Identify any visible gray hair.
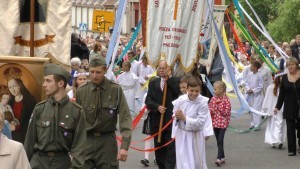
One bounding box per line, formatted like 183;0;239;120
70;57;81;66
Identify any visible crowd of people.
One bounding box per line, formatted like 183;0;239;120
228;35;300;157
0;32;300;169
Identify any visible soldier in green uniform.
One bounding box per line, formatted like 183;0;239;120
76;56;132;169
24;64;86;169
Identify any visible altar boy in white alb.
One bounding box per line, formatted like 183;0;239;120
245;61;264;130
117;61;138;116
172;77;210;169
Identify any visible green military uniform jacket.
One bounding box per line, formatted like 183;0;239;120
76;78;132;150
24;95;86;169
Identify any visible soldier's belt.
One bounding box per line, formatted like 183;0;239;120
38;151;68;157
87;131;114;137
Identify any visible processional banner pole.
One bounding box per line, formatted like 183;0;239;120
30;0;35;57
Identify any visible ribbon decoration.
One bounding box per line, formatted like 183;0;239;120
225;10;250;60
205;76;215;96
206;74;237;99
229;11;279;73
228;116;269;133
117;136;175;152
114;20;142;67
106;0;127;65
207;0;269;116
139;71;157;92
232;2;279;71
222;26;244;70
233;0;257;42
131;106;147;130
117;117;174;146
238;1;289;60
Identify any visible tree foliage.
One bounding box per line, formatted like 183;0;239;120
226;0;299;42
267;0;300;42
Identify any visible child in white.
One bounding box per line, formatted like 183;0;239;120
179;75;214;139
172;77;210;169
245;61;264;129
262;77;286;148
136;57;153;112
117;61;138;116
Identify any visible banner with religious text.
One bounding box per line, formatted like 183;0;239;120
146;0;206;71
0;0;72;65
199;5;227;73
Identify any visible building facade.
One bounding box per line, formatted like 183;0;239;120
72;0;140;38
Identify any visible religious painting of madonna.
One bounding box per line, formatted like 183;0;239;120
0;56;49;143
20;0;49;22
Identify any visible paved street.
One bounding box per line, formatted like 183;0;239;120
119;98;300;169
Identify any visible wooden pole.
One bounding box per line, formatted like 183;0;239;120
157;76;168;143
30;0;35;57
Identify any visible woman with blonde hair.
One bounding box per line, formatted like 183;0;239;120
275;57;300;156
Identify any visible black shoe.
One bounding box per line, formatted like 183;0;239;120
288;152;296;156
271;145;276;149
249;126;254;130
153;159;156;165
141;159;149;167
278;143;283;149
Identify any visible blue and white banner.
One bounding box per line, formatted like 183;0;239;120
115;20;142;66
106;0;127;65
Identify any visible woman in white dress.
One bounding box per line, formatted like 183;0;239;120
263;77;286;148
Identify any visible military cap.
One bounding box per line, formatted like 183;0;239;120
89;55;107;67
44;63;71;81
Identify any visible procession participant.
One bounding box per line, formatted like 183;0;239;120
263;77;286;149
24;64;86;169
145;60;180;169
245;61;264;130
172;77;209;169
117;61;139;116
209;81;231;166
76;57;132;168
275;57;300;156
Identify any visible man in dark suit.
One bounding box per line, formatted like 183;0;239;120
71;33;90;60
145;60;180;169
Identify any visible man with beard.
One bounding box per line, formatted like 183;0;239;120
24;64;86;169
